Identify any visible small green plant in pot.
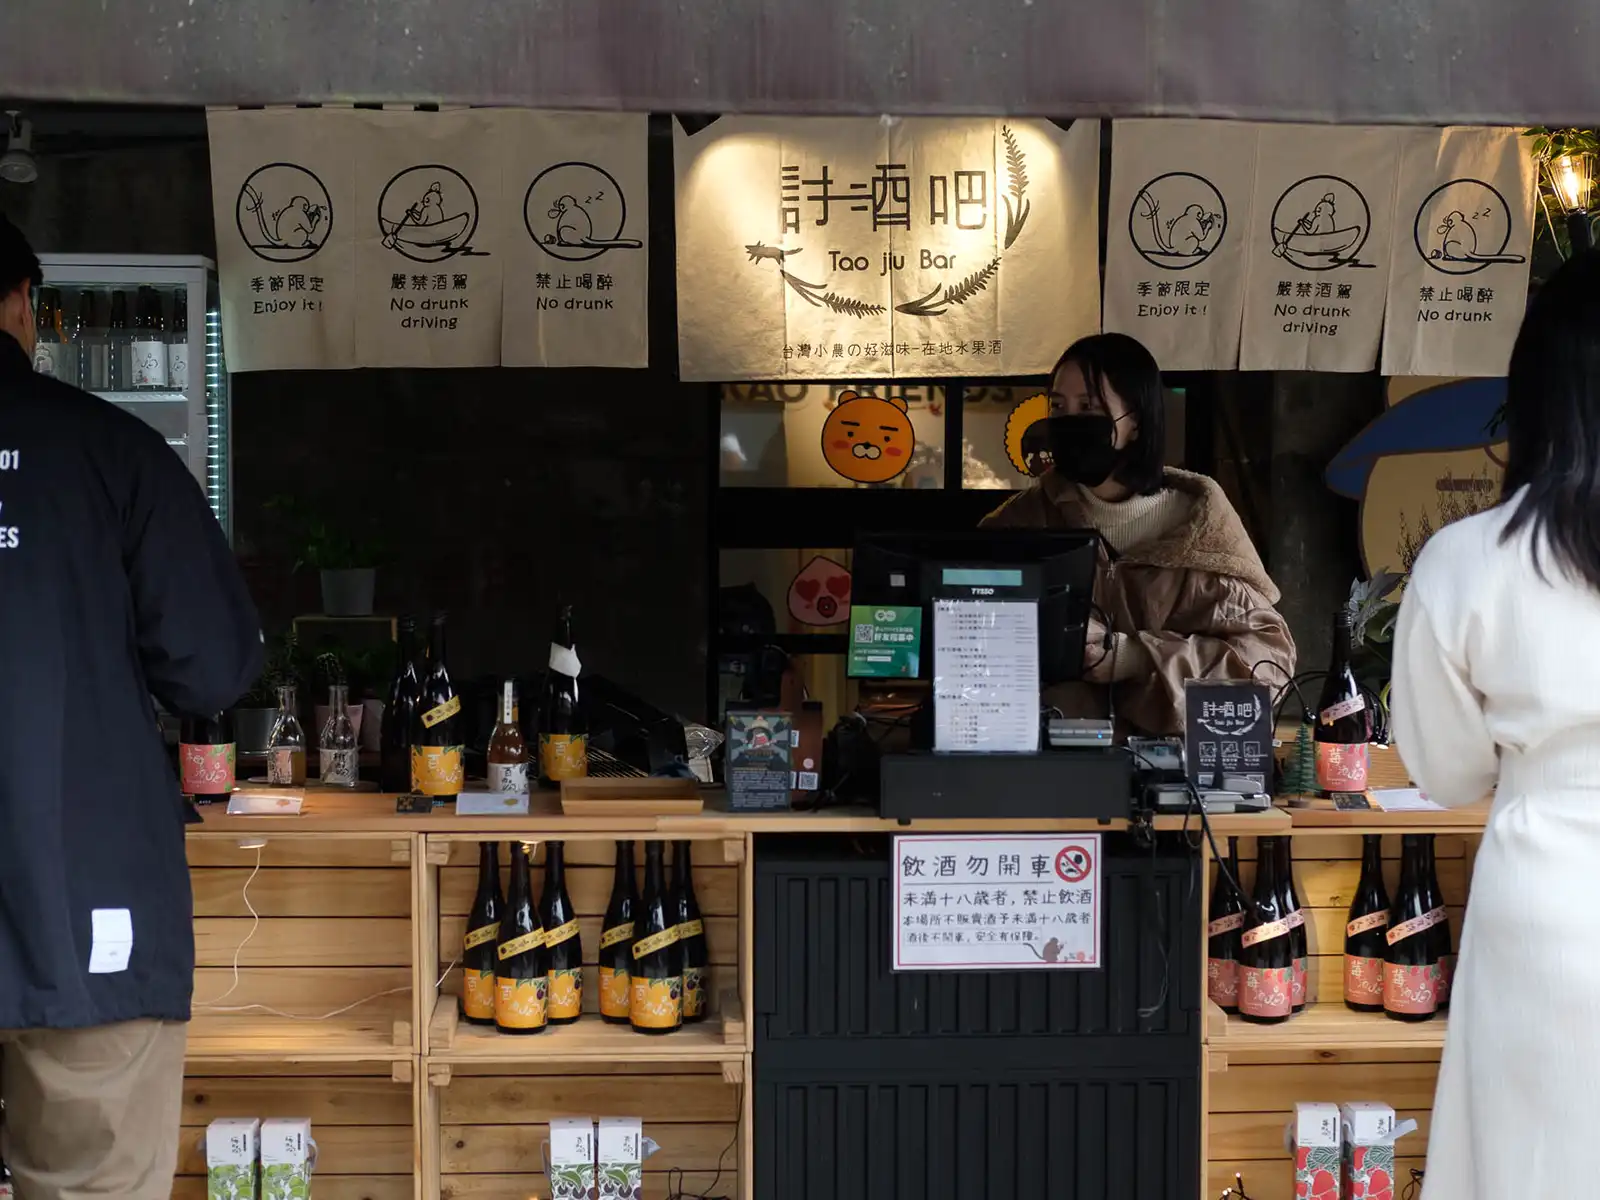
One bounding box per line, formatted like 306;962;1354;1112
299;518;381;617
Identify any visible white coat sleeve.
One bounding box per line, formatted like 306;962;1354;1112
1391;588;1498;808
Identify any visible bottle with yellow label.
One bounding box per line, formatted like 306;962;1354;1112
539;606;589;788
599;840;639;1024
672;840;710;1023
460;841;503;1026
630;840;682;1035
540;841;583;1024
411;612;464;804
495;840;548;1035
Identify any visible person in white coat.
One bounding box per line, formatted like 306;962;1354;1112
1393;249;1600;1199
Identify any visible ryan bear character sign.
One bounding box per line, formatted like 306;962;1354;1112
820;390;915;484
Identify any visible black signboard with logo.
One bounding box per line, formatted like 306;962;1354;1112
1183;680;1272;793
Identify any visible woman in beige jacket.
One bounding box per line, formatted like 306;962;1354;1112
983;333;1296;736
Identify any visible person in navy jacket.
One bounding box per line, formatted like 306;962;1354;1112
0;215;262;1200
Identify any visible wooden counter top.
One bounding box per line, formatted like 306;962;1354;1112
185;787;1296;838
1283;798;1491;833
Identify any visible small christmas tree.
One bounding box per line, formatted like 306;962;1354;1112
1284;720;1320;796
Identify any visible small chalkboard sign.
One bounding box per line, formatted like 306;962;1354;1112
395;792;433;815
1183;680;1272;793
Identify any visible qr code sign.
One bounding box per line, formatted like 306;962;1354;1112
854;622;876;643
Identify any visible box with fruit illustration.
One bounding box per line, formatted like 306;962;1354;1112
1341;1102;1417;1200
1287;1101;1340;1200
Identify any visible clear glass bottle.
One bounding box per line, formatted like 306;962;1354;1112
319;683;359;787
486;679;530;794
266;684;307;786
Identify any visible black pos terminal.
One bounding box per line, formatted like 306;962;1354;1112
850;529;1135;820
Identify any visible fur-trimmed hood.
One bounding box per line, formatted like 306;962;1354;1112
985;467;1280;603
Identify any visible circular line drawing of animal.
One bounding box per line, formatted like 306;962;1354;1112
820;391;916;485
1128;172;1227;270
235;163;333;264
376;165;479;263
1269;174;1373;270
524;161;642;262
1412;178;1528;276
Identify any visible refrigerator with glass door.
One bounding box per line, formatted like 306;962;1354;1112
36;254;230;539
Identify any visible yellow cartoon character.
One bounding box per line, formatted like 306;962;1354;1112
1003;392;1053;478
820;391;915;484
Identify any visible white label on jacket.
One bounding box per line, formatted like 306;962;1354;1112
88;908;133;974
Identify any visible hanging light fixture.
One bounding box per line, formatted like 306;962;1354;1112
1547;149;1597;252
0;111;36;185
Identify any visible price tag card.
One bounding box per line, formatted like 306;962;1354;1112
226;789;305;816
394;793;434;815
455;792;532;816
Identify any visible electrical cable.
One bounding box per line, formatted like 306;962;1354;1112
192;843;412;1021
1250;659;1314;722
664;1083;740;1200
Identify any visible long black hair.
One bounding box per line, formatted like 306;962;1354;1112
1500;249;1600;587
1053;332;1167;495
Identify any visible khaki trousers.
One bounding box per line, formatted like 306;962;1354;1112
0;1020;185;1200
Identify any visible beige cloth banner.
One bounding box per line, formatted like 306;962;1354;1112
1239;125;1404;372
207;107;359;371
500;111;649;368
352;109;509;369
674;116;1099;381
1103;119;1257;371
1380;127;1536;378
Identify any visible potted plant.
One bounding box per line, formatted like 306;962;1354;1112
234;630;307;754
347;642;399;751
300;518;381;617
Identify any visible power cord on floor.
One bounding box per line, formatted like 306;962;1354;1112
664;1082;740;1200
192;843;414;1021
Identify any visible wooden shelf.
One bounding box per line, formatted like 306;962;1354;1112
1206;1000;1447;1061
1284;801;1490;834
426;996;745;1065
188;787;1296;837
184;1011;414;1063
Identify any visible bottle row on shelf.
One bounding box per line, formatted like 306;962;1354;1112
1208;834;1453;1024
33;284;190;392
463;838;711;1037
176;607;588;797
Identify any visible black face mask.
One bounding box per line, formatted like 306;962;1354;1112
1026;413;1120;486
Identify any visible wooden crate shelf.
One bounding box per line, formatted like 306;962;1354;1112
1207;1001;1447;1064
427;996;746;1066
184;1011;415;1064
1200;806;1480;1198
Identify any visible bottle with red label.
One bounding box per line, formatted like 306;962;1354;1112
1238;837;1295;1024
1276;837;1309;1011
1383;834;1440;1022
1315;608;1371;797
1422;835;1454;1011
179;711;236;800
1343;834;1390;1012
1206;836;1246;1013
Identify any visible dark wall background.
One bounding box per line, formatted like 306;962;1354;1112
0;122;712;720
0;110;1373;715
